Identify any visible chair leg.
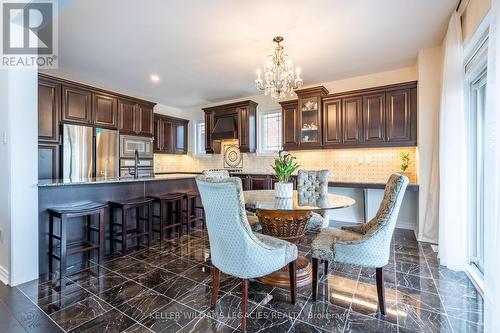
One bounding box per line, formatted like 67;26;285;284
241;279;248;332
376;267;386;315
324;260;329;276
312;257;319;301
288;260;296;305
211;266;221;310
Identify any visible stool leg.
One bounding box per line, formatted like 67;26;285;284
87;215;91;266
49;214;54;277
98;208;105;266
178;200;183;237
187;198;192;235
122;208;127;256
110;206;115;255
148;203;152;248
159;201;165;244
136;206;140;250
60;216;67;282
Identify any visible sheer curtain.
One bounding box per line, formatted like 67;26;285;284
437;12;468;270
484;0;500;331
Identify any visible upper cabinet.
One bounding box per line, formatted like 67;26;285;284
118;99;154;137
92;92;118;128
202;100;257;154
38;77;61;143
281;81;417;150
153;114;188;154
62;84;92;125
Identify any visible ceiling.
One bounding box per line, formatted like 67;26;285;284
52;0;455;108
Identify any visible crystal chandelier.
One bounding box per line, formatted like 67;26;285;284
255;36;303;101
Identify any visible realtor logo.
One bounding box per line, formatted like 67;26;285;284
1;0;58;68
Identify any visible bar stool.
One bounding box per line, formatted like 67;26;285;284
182;190;205;233
109;197;154;256
150;193;185;243
48;202;107;282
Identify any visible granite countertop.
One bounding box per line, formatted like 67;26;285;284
38;173;199;187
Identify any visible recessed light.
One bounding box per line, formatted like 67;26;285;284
150;74;160;83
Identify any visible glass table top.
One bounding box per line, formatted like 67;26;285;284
244;190;356;211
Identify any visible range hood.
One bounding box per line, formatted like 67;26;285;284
211;116;237;140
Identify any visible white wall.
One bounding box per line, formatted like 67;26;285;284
0;71;10;284
0;69;39;285
416;46;443;243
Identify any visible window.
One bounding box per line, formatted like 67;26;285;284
258;109;282;155
465;35;488;275
195;120;206;155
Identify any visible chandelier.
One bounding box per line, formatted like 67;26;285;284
255;36;303;101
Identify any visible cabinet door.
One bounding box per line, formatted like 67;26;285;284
282;103;298;149
38;79;60;143
363;93;385;144
385;89;412;143
62;85;92;124
118;99;137;134
153;118;162;151
298;96;322;147
161;120;174;153
138;103;154;136
174;122;188;154
323;99;342;146
38;144;59;180
250;175;269;190
92;93;117;128
342;97;363;145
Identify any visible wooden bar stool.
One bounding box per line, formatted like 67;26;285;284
150;193;184;243
109;197;154;256
182;191;205;233
48;202;107;282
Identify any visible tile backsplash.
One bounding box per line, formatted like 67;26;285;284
154;146;417;183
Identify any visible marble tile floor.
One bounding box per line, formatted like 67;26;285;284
5;227;483;333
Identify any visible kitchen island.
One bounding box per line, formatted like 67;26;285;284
38;173;199;274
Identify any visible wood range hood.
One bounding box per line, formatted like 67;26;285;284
203;100;258;154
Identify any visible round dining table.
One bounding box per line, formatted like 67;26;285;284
244;190;356;288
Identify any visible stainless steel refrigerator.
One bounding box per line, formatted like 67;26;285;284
62;124;119;180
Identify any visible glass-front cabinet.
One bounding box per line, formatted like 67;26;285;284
296;86;329;148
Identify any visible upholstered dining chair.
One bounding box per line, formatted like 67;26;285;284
297;169;331;231
310;173;408;315
201;170;262;232
195;175;298;332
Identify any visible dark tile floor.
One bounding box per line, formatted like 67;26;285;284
5;227;484;333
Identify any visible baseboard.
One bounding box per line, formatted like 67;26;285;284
0;265;9;285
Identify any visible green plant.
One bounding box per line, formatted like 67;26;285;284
400;152;410;172
272;151;299;183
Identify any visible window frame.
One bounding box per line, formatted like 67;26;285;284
257;108;282;156
194;119;207;156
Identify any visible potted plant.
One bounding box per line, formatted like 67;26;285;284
272;151;299;198
399;152;411;178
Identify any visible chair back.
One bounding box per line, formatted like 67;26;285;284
297;170;330;199
195;175;260;276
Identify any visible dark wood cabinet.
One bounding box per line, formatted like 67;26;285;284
385;88;416;145
92;93;117;128
62;85;92;124
138;103;154;136
296;86;329;149
203;101;257;154
363;93;385;144
342;96;363;145
322;98;342;147
118;100;154;137
38;144;59;180
280;100;299;149
250;175;269;190
38;78;61;143
281;81;417;150
154;114;189;154
235;174;297;191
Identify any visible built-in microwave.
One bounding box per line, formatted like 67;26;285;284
120;135;153;159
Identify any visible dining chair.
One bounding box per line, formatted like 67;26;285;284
201;170;262;232
297;169;331;231
310;173;408;315
196;175;298;332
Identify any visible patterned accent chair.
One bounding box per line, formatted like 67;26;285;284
195;175;298;332
202;170;262;232
310;174;408;315
297;170;331;231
